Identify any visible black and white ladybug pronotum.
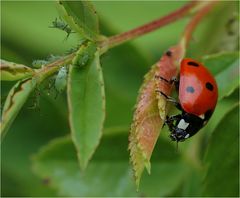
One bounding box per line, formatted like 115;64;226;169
158;58;218;142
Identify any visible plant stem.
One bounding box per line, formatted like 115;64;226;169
36;53;75;83
180;1;218;48
101;1;199;49
34;1;216;79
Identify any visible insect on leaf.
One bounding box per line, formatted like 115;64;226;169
57;0;99;41
129;44;185;189
1;59;35;81
72;41;97;67
32;59;48;69
55;66;68;93
67;49;105;170
0;77;37;139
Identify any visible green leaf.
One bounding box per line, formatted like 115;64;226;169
179;169;202;196
32;134;187;196
67;50;105;169
202;51;238;75
202;51;239;99
203;103;239;196
0;78;37;138
57;0;99;41
1;59;35;81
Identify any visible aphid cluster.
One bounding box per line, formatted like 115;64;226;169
32;55;62;69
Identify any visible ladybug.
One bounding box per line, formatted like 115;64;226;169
156;57;218;142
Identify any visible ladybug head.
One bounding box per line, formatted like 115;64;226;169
170;128;189;142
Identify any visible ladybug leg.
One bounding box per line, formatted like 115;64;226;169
155;75;170;83
164;114;182;131
166;114;182;123
172;77;179;91
155;90;182;110
164;115;175;131
155;75;179;89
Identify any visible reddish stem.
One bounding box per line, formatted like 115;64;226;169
181;1;218;48
102;1;199;49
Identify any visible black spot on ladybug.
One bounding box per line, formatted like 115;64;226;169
187;61;199;67
205;109;213;120
186;86;195;93
166;50;172;57
206;82;214;91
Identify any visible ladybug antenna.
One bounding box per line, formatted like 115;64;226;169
175;141;179;153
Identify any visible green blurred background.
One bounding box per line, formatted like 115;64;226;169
1;1;239;197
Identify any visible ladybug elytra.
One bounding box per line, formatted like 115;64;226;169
156;58;218;142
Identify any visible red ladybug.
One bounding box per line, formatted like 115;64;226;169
157;57;218;142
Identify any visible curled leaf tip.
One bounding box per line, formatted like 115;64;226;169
1;59;35;81
1;78;37;139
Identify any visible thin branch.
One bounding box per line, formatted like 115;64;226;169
100;1;199;49
18;1;217;82
35;53;75;83
180;1;218;48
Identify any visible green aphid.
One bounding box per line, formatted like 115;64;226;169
47;54;62;62
55;66;68;93
72;41;97;67
50;18;74;39
32;60;48;68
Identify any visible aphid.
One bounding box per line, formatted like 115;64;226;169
32;60;48;68
156;58;218;142
47;54;62;63
54;66;68;95
49;18;74;39
72;41;97;67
